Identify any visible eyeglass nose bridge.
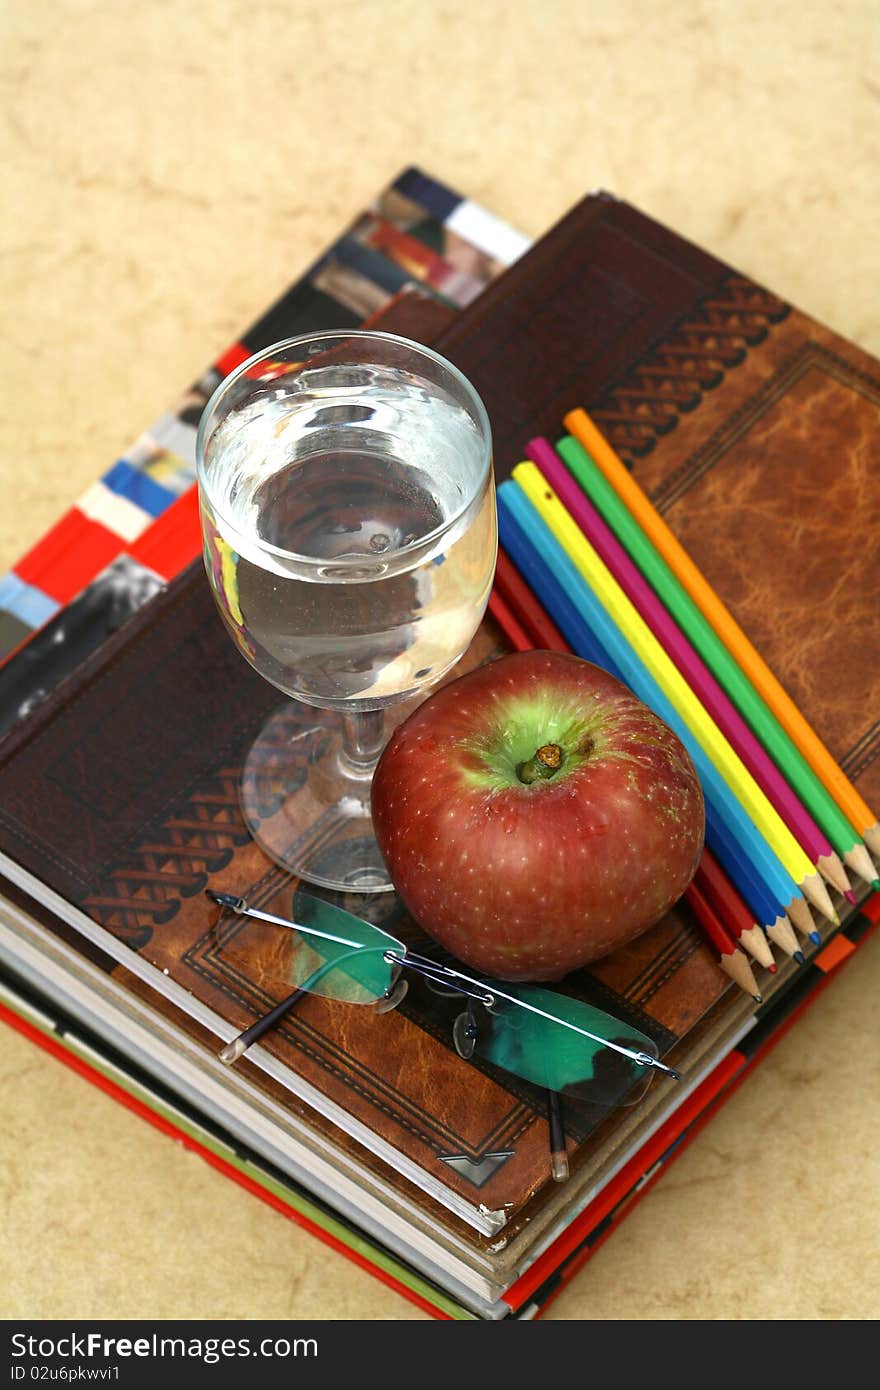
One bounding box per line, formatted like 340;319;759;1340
382;949;496;1008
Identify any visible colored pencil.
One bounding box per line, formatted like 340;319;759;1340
528;435;849;904
685;879;763;1002
691;813;803;963
781;892;818;942
497;484;801;932
694;847;776;972
510;465;823;925
487;587;533;654
497;496;776;934
494;548;570;653
557;417;879;885
703;797;788;929
763;915;807;966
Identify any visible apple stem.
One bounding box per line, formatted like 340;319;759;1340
517;742;564;785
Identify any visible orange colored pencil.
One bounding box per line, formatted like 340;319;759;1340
564;405;880;863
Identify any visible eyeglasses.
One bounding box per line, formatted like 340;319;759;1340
208;889;680;1122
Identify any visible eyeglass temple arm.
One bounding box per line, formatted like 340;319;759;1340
207;889;367;951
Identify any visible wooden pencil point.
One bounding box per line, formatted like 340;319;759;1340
737;924;776;971
765;914;801;959
799;871;838;923
844;842;880;887
863;824;880;859
719;946;762;1001
816;852;852;896
787;895;817;937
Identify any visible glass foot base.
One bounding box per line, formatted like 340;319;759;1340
240;704;398;893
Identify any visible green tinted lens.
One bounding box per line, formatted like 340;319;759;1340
470;983;659;1107
225;894;402;1004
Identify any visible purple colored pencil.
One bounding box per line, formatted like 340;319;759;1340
527;436;845;889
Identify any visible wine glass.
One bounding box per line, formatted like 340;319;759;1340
196;330;496;894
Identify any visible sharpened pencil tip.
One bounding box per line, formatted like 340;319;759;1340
845;891;857;904
768;964;777;973
752;993;763;1003
808;931;822;945
794;950;806;965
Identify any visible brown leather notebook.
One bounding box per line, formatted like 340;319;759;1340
0;189;873;1268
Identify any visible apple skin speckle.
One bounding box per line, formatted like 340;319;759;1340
371;650;705;982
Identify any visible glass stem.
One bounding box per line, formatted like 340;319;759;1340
339;709;386;780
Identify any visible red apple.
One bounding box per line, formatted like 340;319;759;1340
371;650;704;981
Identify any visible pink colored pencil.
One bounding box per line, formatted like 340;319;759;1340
527;435;848;895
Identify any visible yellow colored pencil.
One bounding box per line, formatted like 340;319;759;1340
514;461;835;921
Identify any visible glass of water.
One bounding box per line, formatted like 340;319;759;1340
196;330;495;893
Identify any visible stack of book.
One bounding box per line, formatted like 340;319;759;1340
0;170;877;1320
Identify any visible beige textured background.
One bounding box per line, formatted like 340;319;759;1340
2;0;879;1322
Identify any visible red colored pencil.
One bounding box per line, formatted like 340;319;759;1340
695;846;776;972
686;879;763;1002
487;587;534;654
494;548;571;653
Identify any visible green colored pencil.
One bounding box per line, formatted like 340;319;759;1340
554;433;869;868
